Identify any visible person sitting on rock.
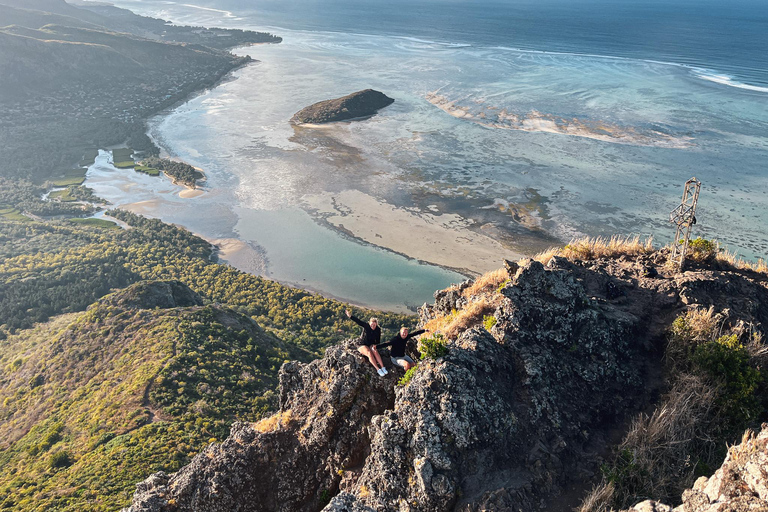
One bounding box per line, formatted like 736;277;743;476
377;326;428;371
345;309;388;376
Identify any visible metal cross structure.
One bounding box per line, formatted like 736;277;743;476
669;177;702;269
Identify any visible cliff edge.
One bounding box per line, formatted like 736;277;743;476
122;248;768;512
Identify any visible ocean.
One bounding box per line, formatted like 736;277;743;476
86;0;768;311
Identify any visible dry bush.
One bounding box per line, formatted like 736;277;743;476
253;409;293;433
424;296;501;340
666;307;723;372
578;481;616;512
601;374;718;509
532;236;654;264
462;268;508;297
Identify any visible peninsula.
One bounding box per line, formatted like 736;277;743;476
291;89;395;124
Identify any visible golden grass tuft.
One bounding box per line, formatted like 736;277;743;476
727;428;766;465
462;268;508;297
533;235;654;264
577;481;616;512
424;296;501;340
716;248;768;274
253;410;293;433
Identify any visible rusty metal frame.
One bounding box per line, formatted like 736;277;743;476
669;177;701;269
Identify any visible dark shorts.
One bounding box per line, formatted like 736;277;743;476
357;340;375;348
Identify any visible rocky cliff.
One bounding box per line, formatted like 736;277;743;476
625;425;768;512
122;250;768;512
291;89;395;125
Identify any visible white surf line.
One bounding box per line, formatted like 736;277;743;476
180;3;236;18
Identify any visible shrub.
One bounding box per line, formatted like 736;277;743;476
419;334;448;360
692;334;764;428
483;314;497;331
49;451;72;469
686;237;718;263
398;367;418;387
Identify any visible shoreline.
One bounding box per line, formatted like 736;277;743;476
303;190;523;277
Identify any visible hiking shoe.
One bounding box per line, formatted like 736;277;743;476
377;368;385;376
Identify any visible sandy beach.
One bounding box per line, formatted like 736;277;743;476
179;189;205;198
304;189;522;276
209;237;267;275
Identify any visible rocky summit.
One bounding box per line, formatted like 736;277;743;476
290;89;395;124
123;250;768;512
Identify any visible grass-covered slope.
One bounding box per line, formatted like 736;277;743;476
0;281;309;511
0;201;411;511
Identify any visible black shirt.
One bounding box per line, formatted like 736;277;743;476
349;315;381;346
377;329;426;358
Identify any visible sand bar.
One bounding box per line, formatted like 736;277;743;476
304;190;522;275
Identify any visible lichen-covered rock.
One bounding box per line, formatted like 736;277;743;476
123;340;395;512
624;425;768;512
123;255;768;512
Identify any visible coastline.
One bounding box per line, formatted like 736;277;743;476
303;189;522;276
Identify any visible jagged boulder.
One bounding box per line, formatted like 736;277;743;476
123;255;768;512
122;340;396;512
625;425;768;512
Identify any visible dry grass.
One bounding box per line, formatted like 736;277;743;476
727;428;766;466
253;409;293;433
462;268;508;297
577;481;616;512
666;307;724;371
533;235;654;264
588;374;718;510
423;296;501;340
716;248;768;274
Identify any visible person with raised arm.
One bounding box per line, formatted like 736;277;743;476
377;326;428;371
345;309;388;376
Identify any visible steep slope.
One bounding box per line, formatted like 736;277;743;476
0;4;103;30
624;425;768;512
123;250;768;512
0;280;308;511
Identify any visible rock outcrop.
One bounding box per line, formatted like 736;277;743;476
123;253;768;512
625;425;768;512
291;89;394;124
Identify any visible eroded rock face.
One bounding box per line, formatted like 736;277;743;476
123;256;768;512
625;425;768;512
291;89;394;124
122;340;396;512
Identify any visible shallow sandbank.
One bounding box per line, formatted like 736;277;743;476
304;190;523;276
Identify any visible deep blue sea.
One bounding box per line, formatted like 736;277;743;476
136;0;768;89
89;0;768;311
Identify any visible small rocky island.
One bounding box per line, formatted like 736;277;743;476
291;89;394;124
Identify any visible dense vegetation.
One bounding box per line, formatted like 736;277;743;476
0;202;411;510
142;157;205;188
0;0;278;182
591;308;768;510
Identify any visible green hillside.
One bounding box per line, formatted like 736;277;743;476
0;200;411;510
0;0;277;180
0;286;307;511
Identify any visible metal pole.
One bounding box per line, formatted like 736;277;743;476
669;177;701;270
